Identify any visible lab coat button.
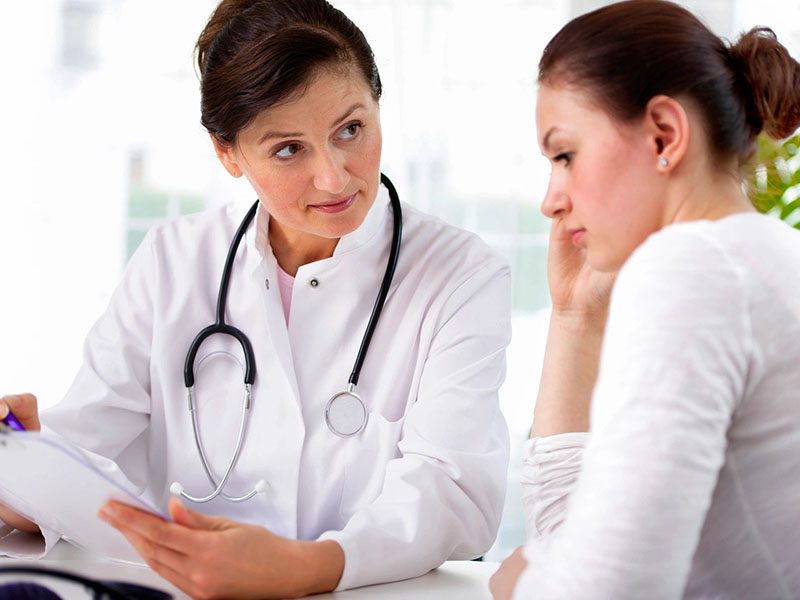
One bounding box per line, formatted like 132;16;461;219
309;278;319;287
265;278;270;290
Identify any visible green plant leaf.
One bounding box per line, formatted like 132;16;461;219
779;198;800;221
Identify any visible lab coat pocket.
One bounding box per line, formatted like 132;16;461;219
339;411;404;521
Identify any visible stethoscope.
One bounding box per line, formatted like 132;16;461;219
0;565;172;599
170;173;402;503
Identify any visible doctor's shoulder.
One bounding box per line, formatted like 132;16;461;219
126;203;244;277
100;203;247;326
399;202;511;289
395;203;512;340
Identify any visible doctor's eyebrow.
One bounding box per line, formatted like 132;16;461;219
331;103;366;128
257;103;366;145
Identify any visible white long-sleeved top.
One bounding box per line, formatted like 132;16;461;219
0;185;512;591
515;213;800;599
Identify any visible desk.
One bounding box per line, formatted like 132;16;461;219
0;541;497;599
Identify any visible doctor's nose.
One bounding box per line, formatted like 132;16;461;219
313;149;350;194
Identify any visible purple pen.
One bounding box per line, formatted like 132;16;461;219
1;410;26;432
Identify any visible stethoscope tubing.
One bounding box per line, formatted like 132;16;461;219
183;200;259;389
177;173;402;503
186;384;258;503
0;566;152;600
348;173;403;387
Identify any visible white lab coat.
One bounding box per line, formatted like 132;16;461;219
3;185;511;590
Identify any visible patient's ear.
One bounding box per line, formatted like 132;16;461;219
644;95;690;172
210;134;244;178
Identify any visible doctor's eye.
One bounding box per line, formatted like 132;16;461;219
274;142;303;159
336;121;362;140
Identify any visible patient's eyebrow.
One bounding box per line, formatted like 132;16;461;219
541;126;563;153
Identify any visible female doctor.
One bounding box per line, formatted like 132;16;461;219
0;0;511;597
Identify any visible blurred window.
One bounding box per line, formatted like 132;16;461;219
5;0;798;563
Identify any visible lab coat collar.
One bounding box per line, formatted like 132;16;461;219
238;182;392;268
333;184;391;256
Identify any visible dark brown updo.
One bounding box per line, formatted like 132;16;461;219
538;0;800;164
196;0;382;145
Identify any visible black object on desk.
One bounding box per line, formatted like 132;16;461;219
0;566;172;599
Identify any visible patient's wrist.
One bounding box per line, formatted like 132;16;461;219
551;307;607;336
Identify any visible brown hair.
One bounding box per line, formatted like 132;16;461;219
196;0;382;145
538;0;800;163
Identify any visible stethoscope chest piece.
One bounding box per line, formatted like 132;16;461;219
325;386;368;438
179;173;401;502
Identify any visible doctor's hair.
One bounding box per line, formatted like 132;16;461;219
538;0;800;165
196;0;382;146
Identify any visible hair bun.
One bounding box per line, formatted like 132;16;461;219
729;27;800;140
196;0;260;78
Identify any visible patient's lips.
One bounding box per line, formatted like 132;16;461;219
568;227;586;246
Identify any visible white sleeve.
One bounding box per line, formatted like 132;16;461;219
514;229;749;600
319;262;512;591
0;230;158;558
39;230;158;491
521;433;589;539
0;521;61;559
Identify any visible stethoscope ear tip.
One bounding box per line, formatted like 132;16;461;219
169;481;184;496
255;479;269;493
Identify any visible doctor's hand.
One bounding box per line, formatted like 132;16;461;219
0;393;41;432
0;394;42;533
98;497;345;600
488;546;528;600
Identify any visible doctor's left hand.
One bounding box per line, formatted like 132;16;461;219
98;497;344;599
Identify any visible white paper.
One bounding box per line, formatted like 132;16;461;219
0;430;168;563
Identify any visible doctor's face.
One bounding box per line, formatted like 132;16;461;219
214;66;382;245
536;84;664;272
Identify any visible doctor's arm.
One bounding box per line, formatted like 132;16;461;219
99;497;344;599
0;231;158;558
40;229;157;482
0;394;41;533
97;257;512;598
318;261;513;590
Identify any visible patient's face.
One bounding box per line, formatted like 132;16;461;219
536;84;665;272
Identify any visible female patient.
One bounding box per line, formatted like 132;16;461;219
492;1;800;598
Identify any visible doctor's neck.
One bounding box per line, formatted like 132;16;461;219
268;220;339;277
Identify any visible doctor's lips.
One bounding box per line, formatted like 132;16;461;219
308;193;357;214
567;227;586;246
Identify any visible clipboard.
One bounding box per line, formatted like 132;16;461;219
0;428;168;563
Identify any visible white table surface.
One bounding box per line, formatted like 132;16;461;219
0;540;497;599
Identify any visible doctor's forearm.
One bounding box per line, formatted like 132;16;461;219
0;503;41;534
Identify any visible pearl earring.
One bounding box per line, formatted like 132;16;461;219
659;156;670;168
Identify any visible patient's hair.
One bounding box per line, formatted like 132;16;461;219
538;0;800;164
196;0;382;145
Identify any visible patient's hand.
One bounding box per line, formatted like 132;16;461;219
546;218;614;318
489;546;528;600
